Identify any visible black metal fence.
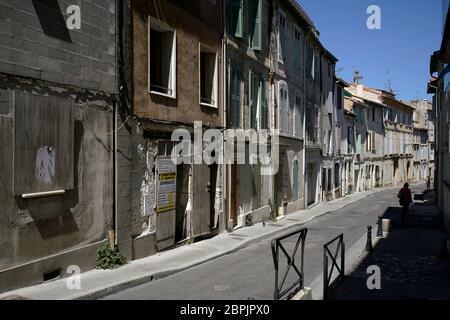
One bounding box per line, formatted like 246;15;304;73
323;234;345;300
271;227;307;300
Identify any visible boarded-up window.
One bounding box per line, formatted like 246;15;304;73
14;92;74;195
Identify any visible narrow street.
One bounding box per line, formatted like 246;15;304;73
1;0;449;310
103;185;426;300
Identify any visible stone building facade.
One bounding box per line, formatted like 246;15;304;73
115;0;225;258
0;0;116;291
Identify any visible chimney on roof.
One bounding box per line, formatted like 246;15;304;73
357;84;364;97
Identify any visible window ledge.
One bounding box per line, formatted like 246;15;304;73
22;190;66;199
200;102;217;108
150;90;176;100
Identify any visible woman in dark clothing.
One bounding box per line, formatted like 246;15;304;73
397;183;412;227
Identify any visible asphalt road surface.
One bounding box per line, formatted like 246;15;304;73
103;184;425;300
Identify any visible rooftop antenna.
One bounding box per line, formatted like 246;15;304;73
385;69;395;94
352;66;363;85
336;67;344;77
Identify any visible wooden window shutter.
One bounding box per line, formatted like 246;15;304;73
230;65;241;128
229;0;243;38
259;79;266;129
251;0;262;50
249;71;254;129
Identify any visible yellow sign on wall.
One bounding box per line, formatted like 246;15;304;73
156;159;176;214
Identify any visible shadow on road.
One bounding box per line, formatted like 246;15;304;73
329;189;450;300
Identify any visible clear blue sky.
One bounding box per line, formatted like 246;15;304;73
299;0;444;100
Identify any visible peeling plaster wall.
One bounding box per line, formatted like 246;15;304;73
0;78;113;291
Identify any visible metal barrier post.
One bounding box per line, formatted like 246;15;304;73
365;225;373;252
376;216;383;237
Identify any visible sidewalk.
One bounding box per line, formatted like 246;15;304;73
0;185;399;300
329;189;450;300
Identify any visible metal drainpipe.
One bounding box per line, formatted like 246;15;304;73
222;0;228;232
302;29;307;209
111;0;120;248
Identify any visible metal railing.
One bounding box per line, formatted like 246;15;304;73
271;227;307;300
323;234;345;300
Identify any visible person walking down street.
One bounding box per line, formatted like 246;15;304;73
398;183;413;227
426;176;431;190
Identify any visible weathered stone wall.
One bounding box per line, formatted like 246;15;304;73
0;77;113;292
0;0;116;93
133;0;223;126
0;0;115;291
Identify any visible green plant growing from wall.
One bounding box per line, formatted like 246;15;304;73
96;244;127;269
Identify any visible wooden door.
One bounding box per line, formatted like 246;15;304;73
293;160;299;201
192;163;211;237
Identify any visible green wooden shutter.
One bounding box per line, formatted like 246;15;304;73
251;0;262;50
259;79;266;129
230;65;241;128
229;0;243;38
229;65;236;128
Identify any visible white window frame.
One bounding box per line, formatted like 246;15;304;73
148;17;177;99
198;42;219;108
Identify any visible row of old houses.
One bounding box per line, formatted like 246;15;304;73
428;1;449;232
0;0;435;292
